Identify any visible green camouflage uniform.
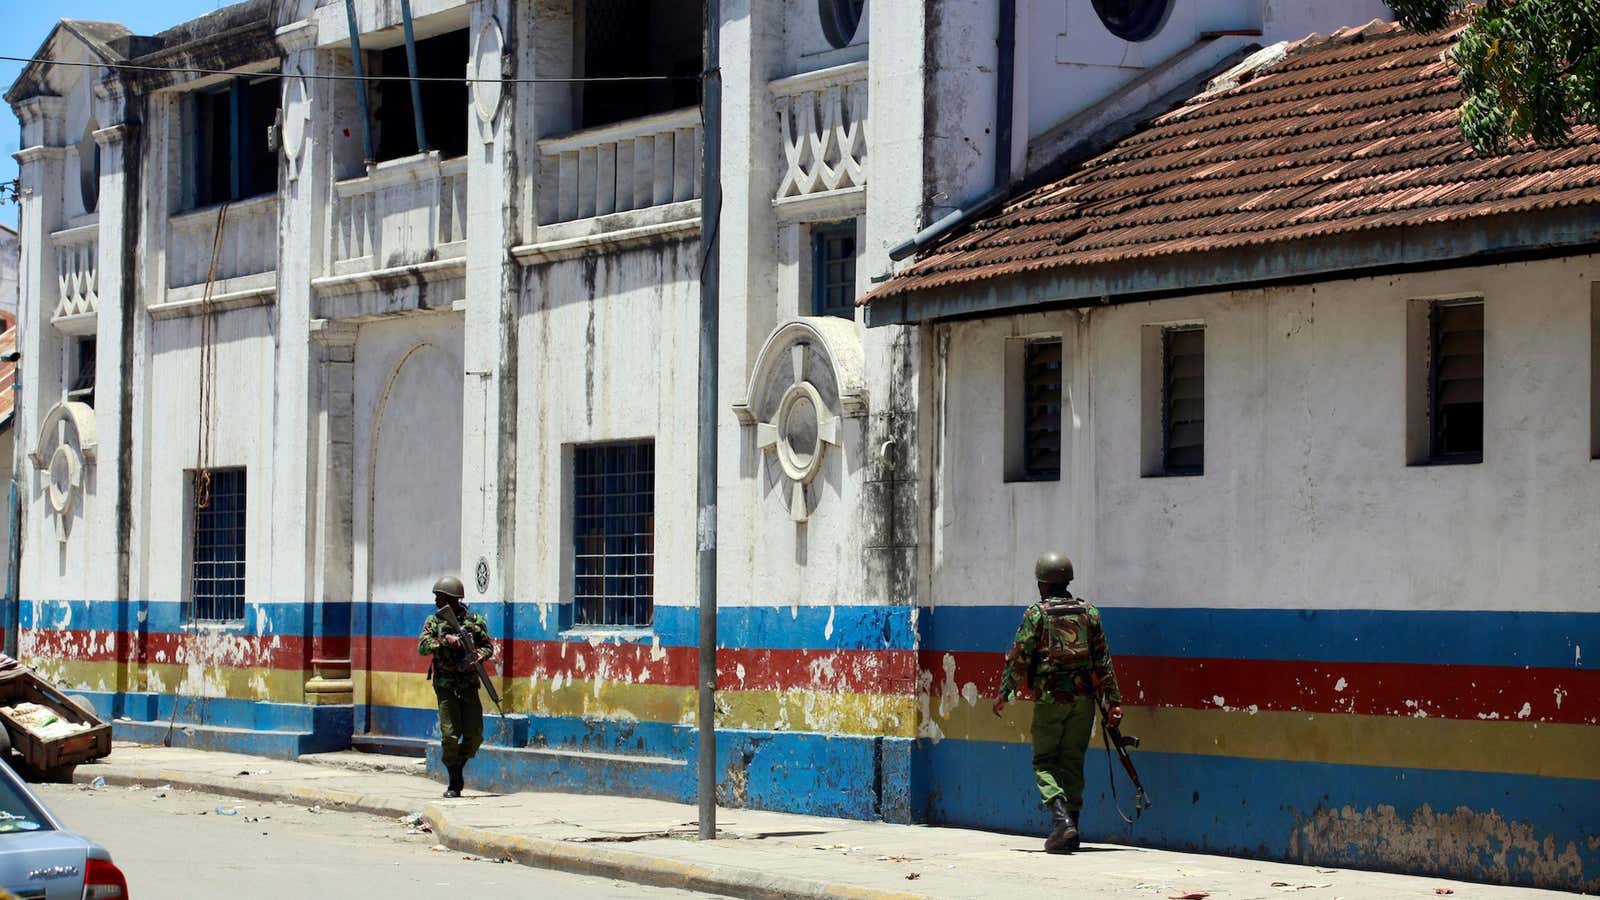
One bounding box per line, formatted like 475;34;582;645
418;607;494;768
997;593;1122;813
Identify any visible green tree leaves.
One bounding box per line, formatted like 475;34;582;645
1390;0;1600;154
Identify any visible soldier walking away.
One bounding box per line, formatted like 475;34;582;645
992;553;1123;854
418;575;495;798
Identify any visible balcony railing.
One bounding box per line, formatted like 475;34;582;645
50;224;99;321
168;195;279;290
331;154;468;276
771;61;868;203
537;107;702;225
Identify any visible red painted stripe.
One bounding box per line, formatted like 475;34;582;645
22;629;307;669
919;651;1600;726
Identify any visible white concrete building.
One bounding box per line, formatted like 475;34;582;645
41;1;1600;891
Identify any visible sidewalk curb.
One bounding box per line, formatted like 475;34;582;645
421;804;928;900
70;766;927;900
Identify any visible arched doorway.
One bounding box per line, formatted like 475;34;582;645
359;329;463;738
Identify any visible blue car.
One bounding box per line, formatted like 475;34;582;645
0;761;128;899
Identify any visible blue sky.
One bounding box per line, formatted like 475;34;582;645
2;1;224;225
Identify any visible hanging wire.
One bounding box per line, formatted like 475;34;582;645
0;54;701;84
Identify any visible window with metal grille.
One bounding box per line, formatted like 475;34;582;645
68;337;95;408
1161;326;1204;475
190;468;246;623
1429;301;1484;462
1022;339;1062;481
812;222;857;319
573;441;655;628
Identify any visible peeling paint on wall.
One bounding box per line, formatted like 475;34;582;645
1288;803;1596;892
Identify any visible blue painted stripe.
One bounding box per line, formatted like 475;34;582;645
919;605;1597;668
94;690;325;732
923;738;1600;891
24;599;916;652
20;598;326;636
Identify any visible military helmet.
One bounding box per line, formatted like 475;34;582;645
1034;553;1074;587
432;575;466;600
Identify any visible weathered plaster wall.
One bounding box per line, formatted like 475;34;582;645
918;254;1600;890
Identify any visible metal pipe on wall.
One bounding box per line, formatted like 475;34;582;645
398;0;431;154
343;0;376;166
696;0;722;842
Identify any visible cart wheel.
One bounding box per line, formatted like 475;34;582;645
65;695;97;718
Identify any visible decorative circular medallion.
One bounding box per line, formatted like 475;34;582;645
774;382;827;484
472;17;506;138
46;443;83;543
475;557;491;594
282;75;310;170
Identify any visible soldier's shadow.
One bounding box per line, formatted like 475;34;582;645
1011;845;1134;854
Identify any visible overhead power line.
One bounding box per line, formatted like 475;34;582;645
0;54;700;84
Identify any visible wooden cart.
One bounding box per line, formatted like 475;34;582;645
0;666;112;778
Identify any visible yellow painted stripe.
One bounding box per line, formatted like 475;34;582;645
360;671;917;737
33;658;305;703
933;700;1600;781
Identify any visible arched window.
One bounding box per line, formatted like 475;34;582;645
819;0;865;50
1091;0;1172;43
78;119;100;214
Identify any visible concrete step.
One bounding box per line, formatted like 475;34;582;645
298;749;429;774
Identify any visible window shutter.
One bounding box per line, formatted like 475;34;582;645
1023;339;1062;481
1162;327;1204;474
1430;302;1484;459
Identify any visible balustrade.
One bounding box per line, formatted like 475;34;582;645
332;154;468;274
167;195;278;290
537;107;702;225
771;61;868;202
50;224;98;320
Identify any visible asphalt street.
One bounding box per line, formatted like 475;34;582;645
33;781;721;899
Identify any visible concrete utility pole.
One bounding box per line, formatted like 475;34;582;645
696;0;722;842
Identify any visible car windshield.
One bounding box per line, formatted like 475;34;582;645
0;775;49;835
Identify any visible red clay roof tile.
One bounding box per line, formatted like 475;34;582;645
866;22;1600;305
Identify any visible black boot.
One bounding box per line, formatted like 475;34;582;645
1044;797;1080;854
443;765;463;798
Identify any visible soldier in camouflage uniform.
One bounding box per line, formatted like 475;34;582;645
418;575;495;798
992;553;1123;854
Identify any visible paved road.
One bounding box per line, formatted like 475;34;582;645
33;782;720;899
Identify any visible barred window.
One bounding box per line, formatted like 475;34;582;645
190;468;246;622
1429;300;1484;462
573;441;655;628
1161;326;1204;475
812;222;858;319
1022;339;1062;481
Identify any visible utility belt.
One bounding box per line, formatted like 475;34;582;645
1033;665;1094;698
426;658;476;681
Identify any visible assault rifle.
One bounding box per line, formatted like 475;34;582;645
436;604;505;715
1095;691;1151;823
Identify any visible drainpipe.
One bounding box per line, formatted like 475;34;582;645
398;0;430;153
343;0;376;167
887;0;1015;261
696;0;722;842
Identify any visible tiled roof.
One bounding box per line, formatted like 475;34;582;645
867;21;1600;304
